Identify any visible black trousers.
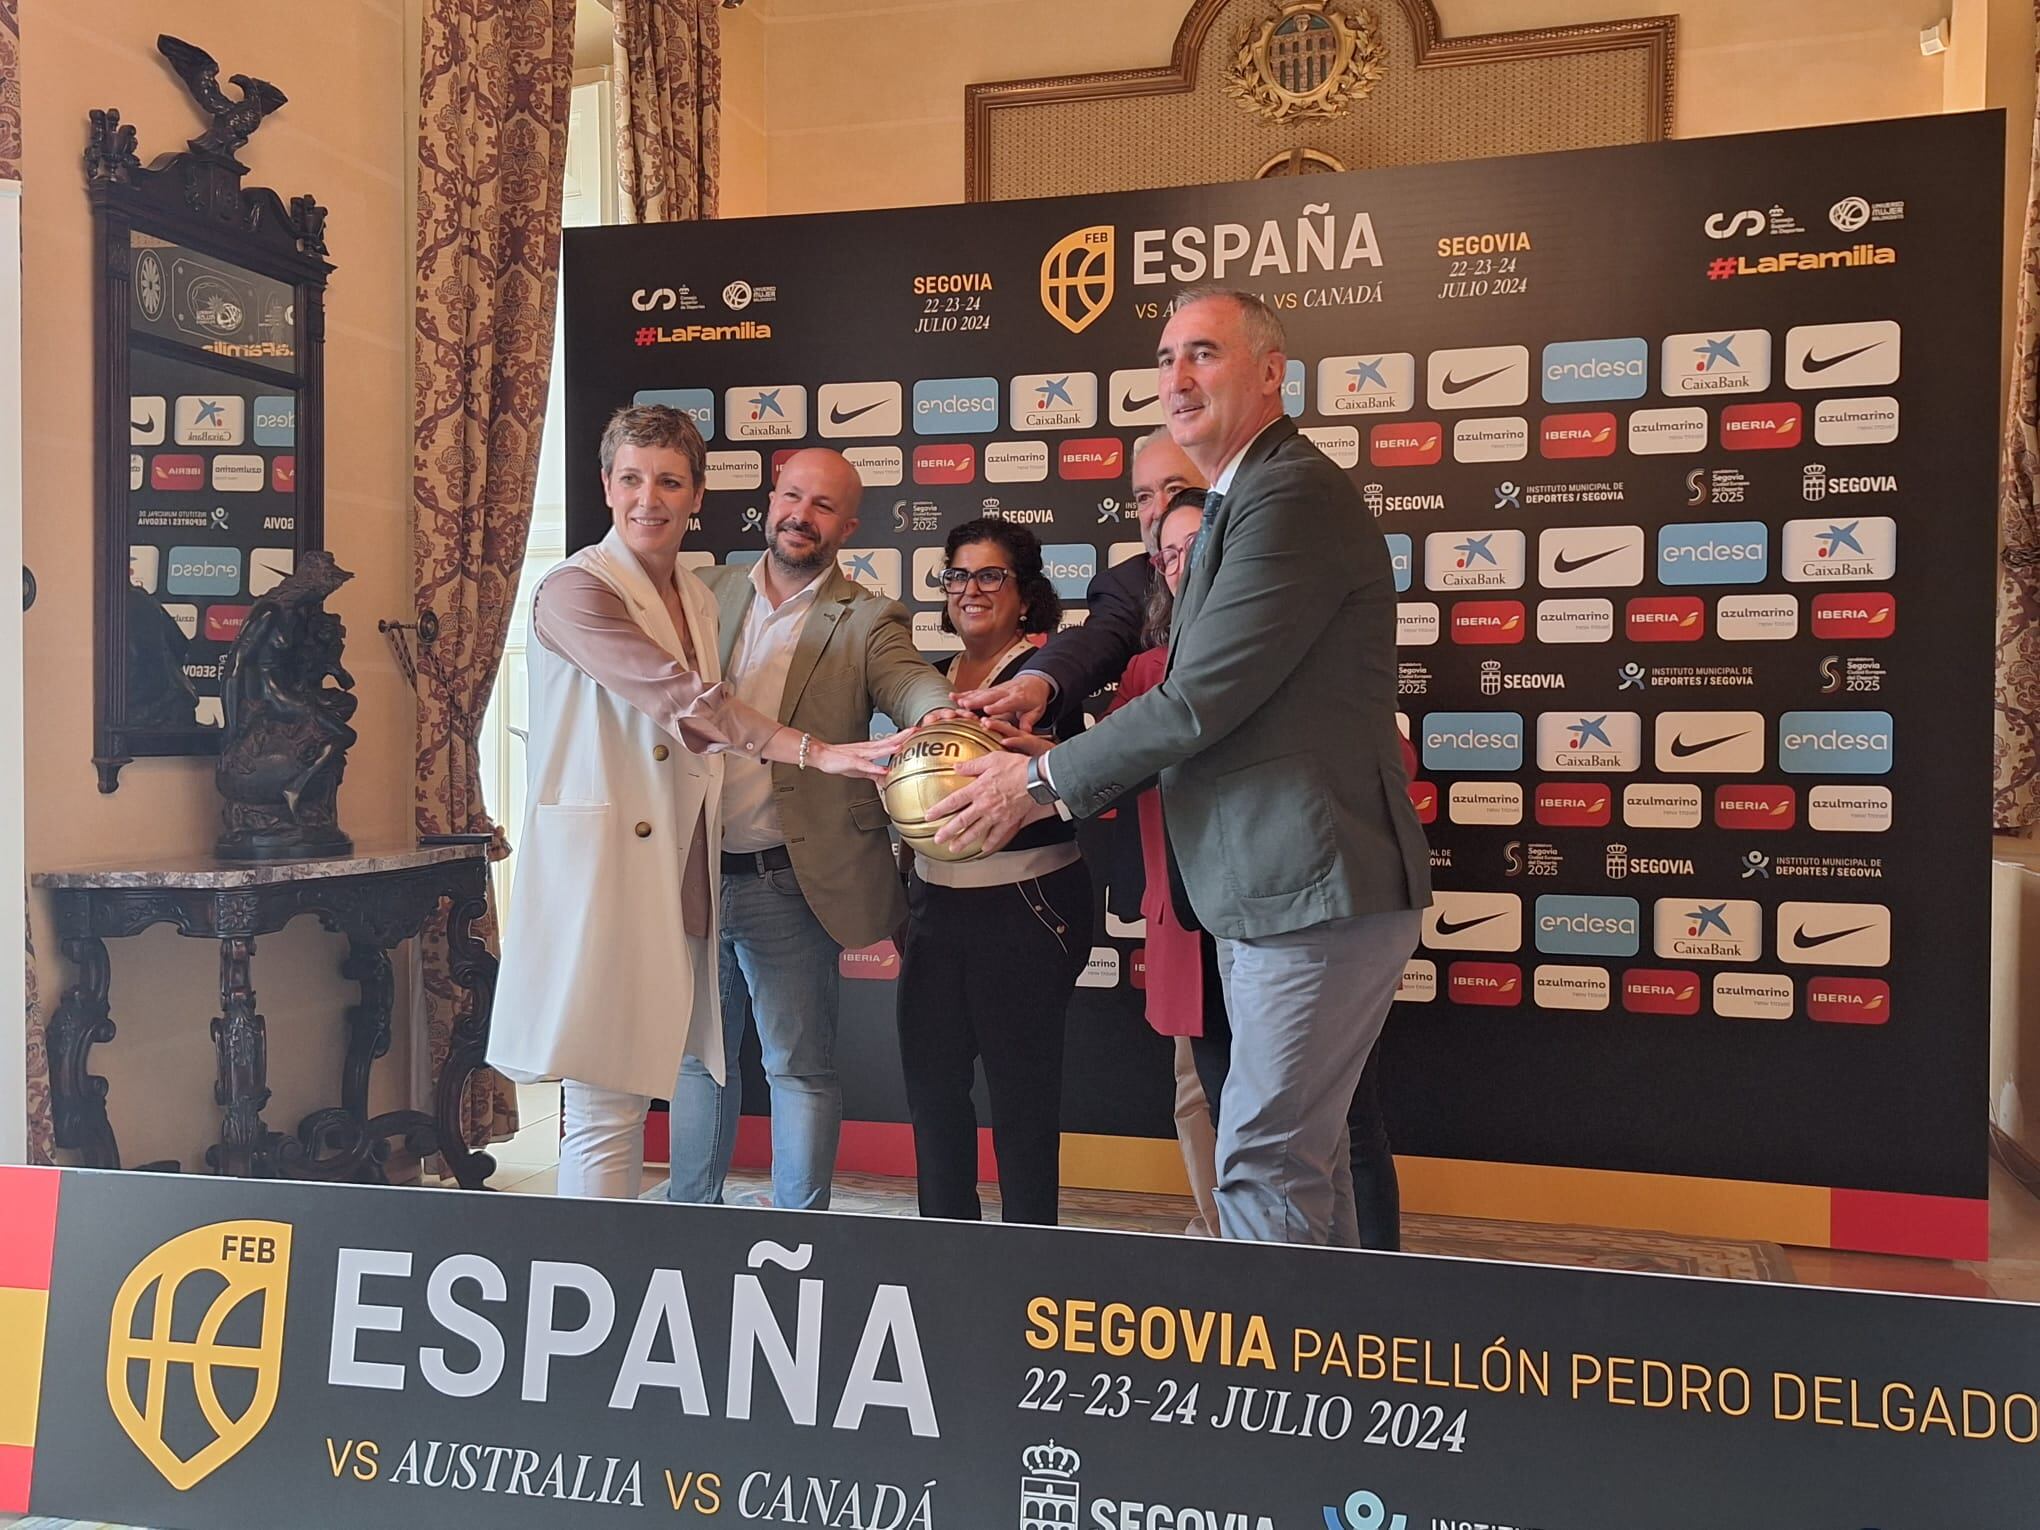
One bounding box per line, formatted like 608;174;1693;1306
1188;933;1402;1251
896;858;1091;1225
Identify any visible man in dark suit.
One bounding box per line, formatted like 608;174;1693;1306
930;288;1431;1246
954;428;1202;726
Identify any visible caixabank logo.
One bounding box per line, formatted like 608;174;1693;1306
106;1220;292;1491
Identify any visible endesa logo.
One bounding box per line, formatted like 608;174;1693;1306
1535;894;1641;957
1535;782;1611;827
1540;338;1648;403
1715;785;1797;830
1385;534;1412;593
1720;402;1803;450
1657;521;1767;586
1369;422;1444;467
1450;599;1526;645
1449;961;1523;1006
1407;780;1439;823
1058;438;1124;480
1539;411;1618;459
634;386;716;438
912;444;975;485
1627;596;1706;641
1777;710;1893;775
1622;968;1701;1015
912;377;1000;435
1808;976;1893;1025
1811;591;1896;639
1421;711;1524;772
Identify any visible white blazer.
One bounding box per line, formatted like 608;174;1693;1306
490;529;728;1096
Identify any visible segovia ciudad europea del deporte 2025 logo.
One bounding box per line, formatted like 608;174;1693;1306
106;1220;292;1490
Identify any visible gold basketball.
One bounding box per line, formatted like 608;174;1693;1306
881;717;1006;863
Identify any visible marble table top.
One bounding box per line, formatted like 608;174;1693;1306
32;838;490;890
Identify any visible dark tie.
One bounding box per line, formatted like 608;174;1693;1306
1192;490;1223;570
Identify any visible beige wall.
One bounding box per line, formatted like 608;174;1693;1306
21;0;417;1169
727;0;2011;214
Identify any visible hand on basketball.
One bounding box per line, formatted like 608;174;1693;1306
980;717;1055;758
812;728;914;781
953;672;1052;730
927;749;1050;855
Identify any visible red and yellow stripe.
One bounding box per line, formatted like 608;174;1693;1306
0;1166;61;1514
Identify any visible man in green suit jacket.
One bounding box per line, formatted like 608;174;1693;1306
669;448;953;1212
934;290;1431;1247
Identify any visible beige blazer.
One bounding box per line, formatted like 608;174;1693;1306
702;564;953;949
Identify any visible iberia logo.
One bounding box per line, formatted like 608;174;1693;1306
1040;226;1115;335
108;1221;291;1490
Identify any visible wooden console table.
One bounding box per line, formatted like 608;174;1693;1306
33;841;499;1188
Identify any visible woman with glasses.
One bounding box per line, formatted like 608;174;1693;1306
896;517;1088;1224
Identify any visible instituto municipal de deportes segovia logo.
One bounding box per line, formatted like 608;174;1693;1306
107;1220;292;1490
1040;226;1115;335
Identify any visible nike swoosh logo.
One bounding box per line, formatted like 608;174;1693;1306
1791;922;1874;950
1440;365;1511;396
1433;910;1505;937
132;415;156;432
1668;730;1748;758
1552;545;1625;574
1801;343;1879;374
828;400;887;425
1119;390;1160;413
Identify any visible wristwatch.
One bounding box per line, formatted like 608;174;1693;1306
1024;756;1060;806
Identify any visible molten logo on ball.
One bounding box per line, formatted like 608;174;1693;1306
882;719;1005;862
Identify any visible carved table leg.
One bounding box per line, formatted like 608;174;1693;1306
206;935;278;1177
434;887;500;1190
48;934;120;1168
286;939;438;1183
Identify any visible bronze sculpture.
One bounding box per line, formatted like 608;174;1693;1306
214;550;357;861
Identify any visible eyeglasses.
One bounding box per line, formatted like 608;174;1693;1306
939;567;1016;594
1156;534;1198;574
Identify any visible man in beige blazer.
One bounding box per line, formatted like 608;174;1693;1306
669;448;953;1210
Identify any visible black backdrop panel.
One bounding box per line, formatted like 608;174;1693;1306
560;114;2000;1207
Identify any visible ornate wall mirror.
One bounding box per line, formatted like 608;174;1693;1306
85;35;330;791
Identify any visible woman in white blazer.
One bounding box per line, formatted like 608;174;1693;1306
490;405;898;1198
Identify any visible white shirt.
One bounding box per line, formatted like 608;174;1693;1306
1211;413;1285;496
719;559;829;851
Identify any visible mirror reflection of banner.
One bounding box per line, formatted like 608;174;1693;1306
13;1167;2040;1528
561;113;2002;1257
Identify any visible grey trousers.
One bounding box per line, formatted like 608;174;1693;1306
1213;907;1422;1246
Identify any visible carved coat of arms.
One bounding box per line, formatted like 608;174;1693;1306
1229;1;1389;122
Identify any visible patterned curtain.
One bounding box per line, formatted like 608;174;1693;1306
1999;19;2040;831
614;0;721;223
412;0;577;1149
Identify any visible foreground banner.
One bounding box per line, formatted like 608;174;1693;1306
4;1166;2037;1527
559;113;2002;1255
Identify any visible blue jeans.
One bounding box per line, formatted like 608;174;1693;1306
667;862;843;1209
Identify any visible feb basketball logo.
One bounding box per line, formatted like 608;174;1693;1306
106;1220;292;1490
1040;226;1114;335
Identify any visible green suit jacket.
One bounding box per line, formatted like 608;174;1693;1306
701;564;953;949
1045;417;1431;940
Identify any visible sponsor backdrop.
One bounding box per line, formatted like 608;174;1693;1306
560;114;1999;1257
7;1166;2040;1528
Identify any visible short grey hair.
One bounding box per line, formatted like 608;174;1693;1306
1171;285;1287;359
1130;426;1172;462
